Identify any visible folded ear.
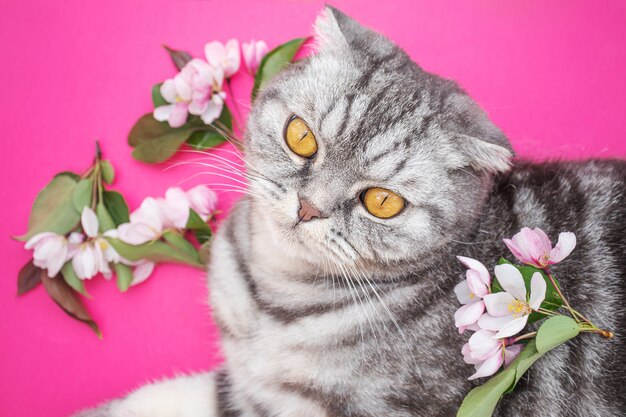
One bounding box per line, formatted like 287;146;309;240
313;6;395;56
445;94;514;173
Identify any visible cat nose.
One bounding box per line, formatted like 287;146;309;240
298;198;322;222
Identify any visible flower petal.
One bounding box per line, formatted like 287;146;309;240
454;301;485;332
494;264;526;300
25;232;56;250
468;329;501;361
494;315;529;339
504;343;524;366
503;238;527;265
47;242;67;278
483;292;516;317
457;256;491;286
549;232;576;264
454;280;472;305
153;104;174;122
168;102;189;128
462;342;482;365
131;261;155;286
478;313;515;331
200;94;224;125
81;207;99;238
205;41;226;68
468;349;504;380
529;272;547;310
466;270;489;298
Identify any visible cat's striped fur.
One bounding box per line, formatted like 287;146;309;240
74;6;626;417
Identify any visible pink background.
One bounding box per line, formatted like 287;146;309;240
1;1;625;415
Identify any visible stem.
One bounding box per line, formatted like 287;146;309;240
512;331;537;343
544;268;584;322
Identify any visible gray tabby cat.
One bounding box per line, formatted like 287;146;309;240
75;6;626;417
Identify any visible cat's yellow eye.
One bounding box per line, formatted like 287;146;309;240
285;117;318;158
361;187;405;219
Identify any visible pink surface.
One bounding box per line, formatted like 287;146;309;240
1;1;625;415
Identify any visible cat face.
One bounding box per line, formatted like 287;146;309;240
244;7;513;270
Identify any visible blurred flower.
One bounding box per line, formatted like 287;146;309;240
72;208;122;280
159;187;192;229
25;232;76;278
205;39;241;77
117;198;166;245
242;40;268;75
187;185;218;220
463;329;523;380
480;264;546;339
454;256;491;334
503;227;576;269
153;59;225;127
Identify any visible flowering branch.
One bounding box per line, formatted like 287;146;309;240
15;144;218;337
455;227;614;417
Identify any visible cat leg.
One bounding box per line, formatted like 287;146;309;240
72;371;224;417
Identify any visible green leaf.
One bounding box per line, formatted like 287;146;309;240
252;37;307;100
102;191;130;225
72;178;93;213
17;260;43;295
128;114;201;163
100;160;115;184
106;238;204;269
186;130;227;150
493;259;563;322
216;106;232;130
61;262;89;297
162;230;199;259
151;82;167;108
41;270;101;338
186;209;212;244
54;171;80;181
114;263;134;293
536;315;580;354
458;318;582;417
16;175;79;241
96;202;116;232
163;45;192;70
198;240;212;265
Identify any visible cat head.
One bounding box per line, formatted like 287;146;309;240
245;6;513;271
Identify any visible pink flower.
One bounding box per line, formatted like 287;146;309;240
454;256;491;334
204;39;241;77
503;227;576;269
117;198;166;245
187;185;218;220
159;187;192;229
480;264;546;339
153;59;225;127
242;40;268;75
462;329;523;380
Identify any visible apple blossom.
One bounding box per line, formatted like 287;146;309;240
117;197;166;245
503;227;576;269
204;39;241;77
480;264;546;339
159;187;192;229
463;329;523;380
454;256;491;334
242;40;269;75
25;232;76;278
72;207;122;280
153;59;225;128
187;185;218;220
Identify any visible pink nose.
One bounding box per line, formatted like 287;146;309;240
298;198;322;222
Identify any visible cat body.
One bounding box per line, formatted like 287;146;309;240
74;7;626;417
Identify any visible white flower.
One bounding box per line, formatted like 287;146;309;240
462;329;523;380
117;197;166;245
204;39;240;77
480;264;547;339
72;207;122;280
159;187;192;229
25;232;76;277
130;261;156;287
